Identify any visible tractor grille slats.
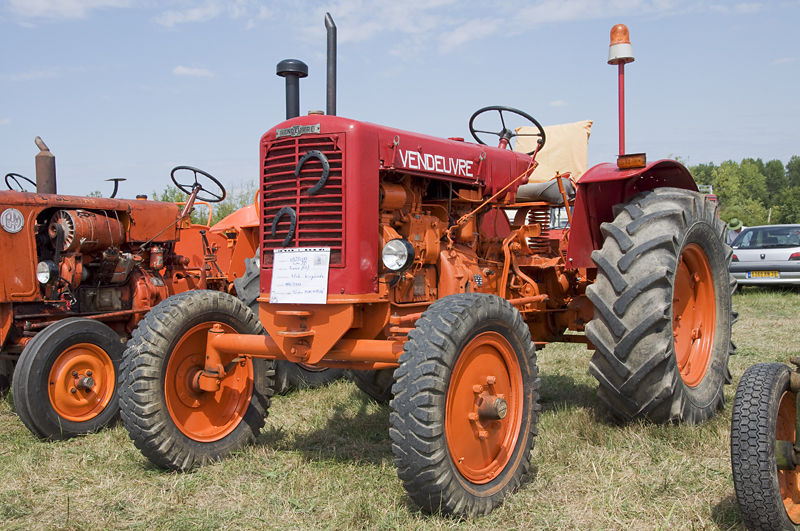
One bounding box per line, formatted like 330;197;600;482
261;136;345;267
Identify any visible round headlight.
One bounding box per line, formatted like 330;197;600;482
381;239;415;272
37;261;58;284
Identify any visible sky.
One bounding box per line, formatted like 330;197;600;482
1;0;799;198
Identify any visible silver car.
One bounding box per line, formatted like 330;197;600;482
729;224;800;285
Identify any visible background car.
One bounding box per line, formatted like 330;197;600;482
729;224;800;286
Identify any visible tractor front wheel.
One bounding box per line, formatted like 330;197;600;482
12;318;123;439
731;363;800;531
120;290;273;470
586;188;733;424
390;293;540;515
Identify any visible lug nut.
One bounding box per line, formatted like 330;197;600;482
86;370;92;377
478;430;488;440
473;384;483;393
70;388;77;394
72;371;78;377
486;376;496;385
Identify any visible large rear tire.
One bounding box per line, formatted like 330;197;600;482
586;188;733;423
12;318;123;439
120;290;273;470
731;363;800;531
233;254;344;393
390;293;540;515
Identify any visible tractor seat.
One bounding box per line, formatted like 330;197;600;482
515;177;576;206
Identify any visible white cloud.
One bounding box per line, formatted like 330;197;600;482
153;0;264;28
0;119;10;126
5;0;134;20
155;2;222;27
549;100;568;107
173;65;214;76
439;18;501;54
1;66;83;81
772;57;800;65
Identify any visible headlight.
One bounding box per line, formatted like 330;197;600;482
381;239;415;272
37;261;58;284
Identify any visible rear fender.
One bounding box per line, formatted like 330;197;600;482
566;160;697;268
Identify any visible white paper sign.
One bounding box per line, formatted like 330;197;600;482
270;247;330;304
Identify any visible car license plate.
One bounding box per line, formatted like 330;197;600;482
747;271;780;278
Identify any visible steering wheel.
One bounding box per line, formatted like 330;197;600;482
468;106;546;156
170;166;226;203
5;173;36;192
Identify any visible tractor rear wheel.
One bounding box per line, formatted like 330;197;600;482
390;293;540;515
731;363;800;531
348;368;393;404
586;188;733;424
233;254;344;393
12;318;124;439
120;290;273;470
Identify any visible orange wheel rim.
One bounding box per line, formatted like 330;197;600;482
777;391;800;523
672;243;716;387
165;322;253;443
445;331;523;484
48;343;115;422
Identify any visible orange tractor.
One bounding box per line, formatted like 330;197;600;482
0;138;268;439
119;19;735;515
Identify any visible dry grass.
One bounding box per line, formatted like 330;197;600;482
1;285;799;530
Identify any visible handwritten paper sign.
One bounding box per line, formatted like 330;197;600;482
270;247;330;304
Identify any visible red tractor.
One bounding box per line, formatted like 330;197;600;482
118;18;734;515
1;138;265;439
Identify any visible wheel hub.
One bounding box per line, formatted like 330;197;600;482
48;343;115;422
445;332;524;484
673;243;716;387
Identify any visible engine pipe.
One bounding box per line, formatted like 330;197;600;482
34;136;56;194
276;59;308;120
325;12;337;116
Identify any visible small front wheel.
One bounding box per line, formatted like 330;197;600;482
731;363;800;531
120;290;274;470
390;293;540;515
12;318;123;439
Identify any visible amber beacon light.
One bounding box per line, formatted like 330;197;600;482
608;23;644;168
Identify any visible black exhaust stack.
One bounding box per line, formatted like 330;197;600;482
325;12;337;116
276;13;337;119
276;59;308;120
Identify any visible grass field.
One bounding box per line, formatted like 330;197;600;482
1;286;799;530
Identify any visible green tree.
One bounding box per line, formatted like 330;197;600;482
777;186;800;223
151;181;257;226
739;159;768;207
688;162;717;187
209;180;258;226
151;184;209;225
787;156;800;188
764;159;787;206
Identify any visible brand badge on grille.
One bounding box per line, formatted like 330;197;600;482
276;124;321;138
1;208;24;234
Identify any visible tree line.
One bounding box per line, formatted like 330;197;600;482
687;156;800;226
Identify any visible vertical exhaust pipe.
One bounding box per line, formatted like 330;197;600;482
325;12;337;116
34;136;56;194
276;59;308;119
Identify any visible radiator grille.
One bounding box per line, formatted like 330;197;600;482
261;136;344;267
